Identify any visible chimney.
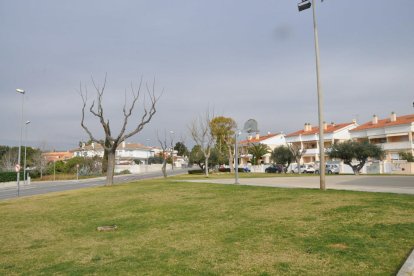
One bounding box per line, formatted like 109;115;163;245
390;112;397;122
304;123;308;131
372;115;378;125
247;135;252;141
91;142;95;149
308;123;312;131
255;133;260;140
352;119;357;124
331;122;336;127
82;142;85;149
122;141;126;148
323;121;328;130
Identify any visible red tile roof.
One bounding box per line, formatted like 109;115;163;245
285;122;355;137
239;133;280;144
351;114;414;132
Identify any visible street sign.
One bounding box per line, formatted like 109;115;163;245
15;164;21;172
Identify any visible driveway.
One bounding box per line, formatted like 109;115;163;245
187;175;414;195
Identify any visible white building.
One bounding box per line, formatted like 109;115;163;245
285;121;358;164
239;133;286;165
72;141;156;164
350;113;414;160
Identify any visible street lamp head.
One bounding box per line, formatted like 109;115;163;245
298;0;311;12
16;88;25;94
25;121;31;125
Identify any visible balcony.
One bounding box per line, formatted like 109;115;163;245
381;142;413;151
303;148;319;155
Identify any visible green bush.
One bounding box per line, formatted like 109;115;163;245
188;169;204;175
118;170;131;175
0;172;24;183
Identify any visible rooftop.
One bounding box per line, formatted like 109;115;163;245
351;113;414;132
286;122;355;137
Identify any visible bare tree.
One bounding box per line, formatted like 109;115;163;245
156;130;173;178
80;74;160;185
287;143;304;174
0;148;18;172
189;111;215;176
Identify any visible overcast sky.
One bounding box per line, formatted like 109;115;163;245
1;0;413;150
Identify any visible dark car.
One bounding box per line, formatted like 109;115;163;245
265;164;284;173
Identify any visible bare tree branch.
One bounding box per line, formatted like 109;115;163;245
79;74;161;185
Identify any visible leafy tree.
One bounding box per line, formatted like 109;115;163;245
145;155;164;164
174;142;189;157
329;141;385;175
399;152;414;162
210;116;237;172
189;145;219;171
189;145;205;170
271;146;293;172
247;143;270;165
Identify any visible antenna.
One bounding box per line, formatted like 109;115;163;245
243;119;259;134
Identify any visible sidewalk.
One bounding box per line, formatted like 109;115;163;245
186;175;414;195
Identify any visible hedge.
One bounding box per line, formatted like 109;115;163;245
188;169;204;175
0;172;24;183
218;168;246;173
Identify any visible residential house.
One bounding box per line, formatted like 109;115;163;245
350;113;414;161
239;133;286;165
42;151;73;163
72;141;155;165
285;121;358;164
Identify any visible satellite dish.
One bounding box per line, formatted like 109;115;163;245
243;119;259;134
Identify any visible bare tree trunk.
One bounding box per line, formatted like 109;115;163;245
161;159;167;178
205;157;209;176
228;146;234;173
106;149;116;185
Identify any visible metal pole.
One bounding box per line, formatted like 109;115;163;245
53;160;56;181
24;121;30;185
234;132;239;184
312;0;326;190
16;89;25;197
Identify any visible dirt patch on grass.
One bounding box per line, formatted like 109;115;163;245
328;243;348;250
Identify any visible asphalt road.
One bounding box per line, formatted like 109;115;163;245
187;175;414;195
0;168;188;201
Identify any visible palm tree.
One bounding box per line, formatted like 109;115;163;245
247;143;270;165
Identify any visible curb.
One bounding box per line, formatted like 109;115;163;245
398;250;414;276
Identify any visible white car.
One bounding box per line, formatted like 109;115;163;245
315;164;340;174
291;164;315;174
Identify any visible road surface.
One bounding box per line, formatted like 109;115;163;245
0;169;188;201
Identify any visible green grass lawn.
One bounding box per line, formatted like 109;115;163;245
1;176;413;275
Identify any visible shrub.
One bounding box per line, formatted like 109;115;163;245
188;169;204;175
119;170;131;175
0;172;24;183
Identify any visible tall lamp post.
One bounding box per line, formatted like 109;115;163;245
24;120;31;185
16;88;26;196
169;131;174;170
298;0;326;190
146;138;150;165
234;131;241;184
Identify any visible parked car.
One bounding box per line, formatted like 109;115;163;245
291;164;315;174
315;164;340;174
265;164;284;173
